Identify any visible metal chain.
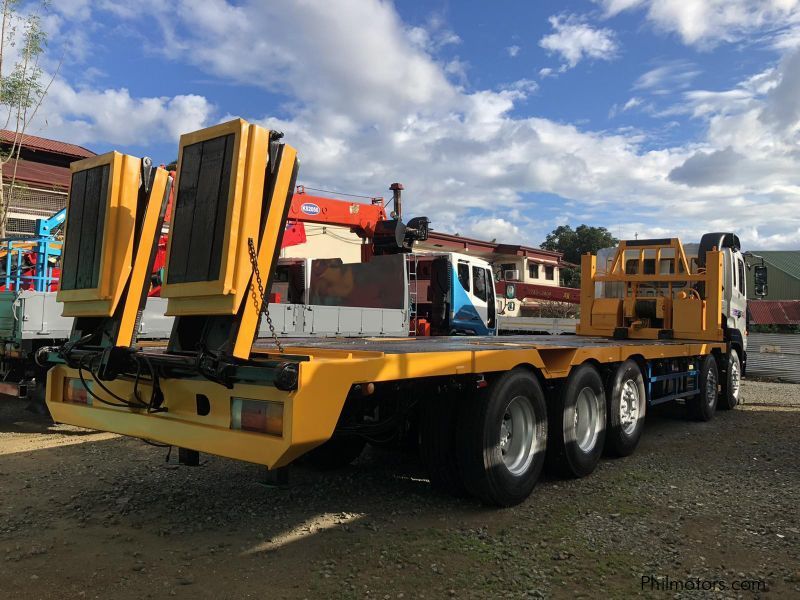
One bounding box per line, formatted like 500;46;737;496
247;237;284;353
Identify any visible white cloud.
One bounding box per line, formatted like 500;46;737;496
31;81;214;147
507;45;520;57
150;1;800;247
597;0;800;47
39;0;800;248
623;97;643;111
633;60;702;94
539;14;619;70
609;96;643;118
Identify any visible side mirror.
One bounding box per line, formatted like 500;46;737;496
505;284;516;300
754;265;768;297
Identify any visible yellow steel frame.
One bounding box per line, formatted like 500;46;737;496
57;152;141;317
161;119;271;315
577;238;724;341
114;167;169;347
232;144;297;359
46;337;724;468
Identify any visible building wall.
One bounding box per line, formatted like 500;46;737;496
279;223;364;263
496;257;559;286
746;265;800;300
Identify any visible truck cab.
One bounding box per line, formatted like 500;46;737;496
412;252;496;335
691;233;749;363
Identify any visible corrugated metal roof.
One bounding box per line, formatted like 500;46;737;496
0;129;95;159
5;157;71;189
749;250;800;280
749;300;800;325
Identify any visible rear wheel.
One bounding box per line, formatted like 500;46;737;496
546;363;606;478
303;435;366;470
605;360;646;457
687;355;718;421
456;369;547;507
718;349;741;410
419;390;468;497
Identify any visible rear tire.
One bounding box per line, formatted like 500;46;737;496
546;363;606;478
687;355;718;421
605;360;646;457
718;349;741;410
456;369;547;507
303;435;366;470
419;390;468;497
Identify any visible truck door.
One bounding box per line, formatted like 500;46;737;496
450;258;493;335
729;251;748;343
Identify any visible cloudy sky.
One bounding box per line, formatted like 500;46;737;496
28;0;800;249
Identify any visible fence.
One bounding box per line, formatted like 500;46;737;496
747;332;800;383
3;184;67;236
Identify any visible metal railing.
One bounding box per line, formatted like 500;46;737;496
0;236;61;291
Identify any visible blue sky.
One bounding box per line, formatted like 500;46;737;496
28;0;800;248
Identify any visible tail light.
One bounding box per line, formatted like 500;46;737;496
231;398;283;436
64;378;92;405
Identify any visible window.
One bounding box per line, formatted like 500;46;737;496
545;265;555;281
457;262;470;291
732;254;737;289
528;262;539;279
472;266;487;301
738;258;745;295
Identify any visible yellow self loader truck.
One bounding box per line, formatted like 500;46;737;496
44;119;767;507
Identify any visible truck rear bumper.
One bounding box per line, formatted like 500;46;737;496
45;364;347;469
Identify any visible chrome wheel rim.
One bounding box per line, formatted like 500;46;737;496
706;369;718;406
730;359;740;400
619;379;640;436
500;396;537;476
574;387;600;453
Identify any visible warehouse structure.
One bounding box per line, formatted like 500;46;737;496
0;129;95;236
745;250;800;301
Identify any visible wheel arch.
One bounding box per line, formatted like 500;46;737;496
504;362;548;388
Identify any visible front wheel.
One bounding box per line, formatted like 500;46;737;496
456;369;548;507
718;349;741;410
687;355;719;421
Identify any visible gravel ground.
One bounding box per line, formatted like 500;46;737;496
0;379;798;599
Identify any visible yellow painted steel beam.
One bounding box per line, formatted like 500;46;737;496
115;168;169;348
232;143;297;359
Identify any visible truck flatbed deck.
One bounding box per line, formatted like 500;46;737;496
254;334;717;354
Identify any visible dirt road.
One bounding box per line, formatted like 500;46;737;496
1;380;798;599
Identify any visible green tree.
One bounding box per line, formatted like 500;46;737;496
541;224;618;287
0;0;57;236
